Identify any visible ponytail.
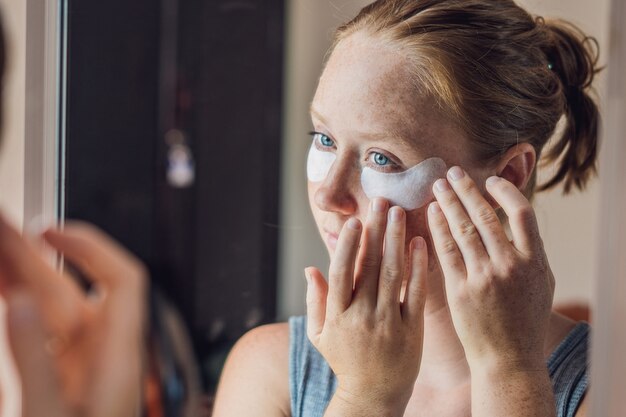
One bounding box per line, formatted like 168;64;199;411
537;20;602;194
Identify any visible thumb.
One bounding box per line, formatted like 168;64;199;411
6;291;69;417
305;267;328;345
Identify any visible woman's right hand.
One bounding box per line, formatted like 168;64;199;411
305;199;428;417
0;215;147;417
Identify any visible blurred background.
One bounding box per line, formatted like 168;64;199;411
0;0;610;410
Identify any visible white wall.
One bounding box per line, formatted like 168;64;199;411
278;0;610;319
591;0;626;411
0;0;25;228
0;1;24;416
278;0;368;319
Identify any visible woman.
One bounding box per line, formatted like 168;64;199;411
213;1;598;416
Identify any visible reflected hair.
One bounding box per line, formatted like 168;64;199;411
332;0;601;195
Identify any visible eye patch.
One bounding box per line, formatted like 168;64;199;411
306;143;446;211
361;157;447;210
307;144;337;182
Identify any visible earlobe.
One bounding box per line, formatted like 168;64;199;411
495;143;536;191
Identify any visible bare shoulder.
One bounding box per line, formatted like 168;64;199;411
231;322;290;362
212;322;291;417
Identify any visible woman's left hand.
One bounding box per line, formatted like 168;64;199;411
0;215;147;417
427;167;555;372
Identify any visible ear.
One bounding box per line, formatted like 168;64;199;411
495;143;536;191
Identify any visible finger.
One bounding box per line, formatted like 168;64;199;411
86;303;145;417
305;267;328;344
326;217;361;317
354;198;388;305
377;207;405;315
427;201;467;282
485;176;540;255
43;222;146;295
402;237;428;323
0;213;83;333
44;223;147;360
432;178;488;268
6;292;69;417
446;167;511;259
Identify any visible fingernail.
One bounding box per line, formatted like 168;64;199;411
389;207;404;223
486;176;501;187
448;166;465;181
304;269;312;284
428;202;441;214
434;179;450;192
414;236;425;250
372;198;388;213
347;217;361;230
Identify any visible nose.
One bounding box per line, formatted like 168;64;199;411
313;155;359;215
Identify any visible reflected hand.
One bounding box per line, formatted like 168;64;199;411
428;168;554;372
305;199;428;417
0;215;147;417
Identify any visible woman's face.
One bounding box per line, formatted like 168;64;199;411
308;33;493;257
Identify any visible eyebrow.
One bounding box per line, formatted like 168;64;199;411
309;105;418;152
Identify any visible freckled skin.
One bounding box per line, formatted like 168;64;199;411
309;32;488;314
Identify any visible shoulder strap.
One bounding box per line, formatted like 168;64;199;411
289;316;337;417
547;322;590;417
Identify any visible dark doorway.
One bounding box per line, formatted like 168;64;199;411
64;0;285;394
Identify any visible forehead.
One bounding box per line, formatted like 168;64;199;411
314;34;415;129
312;33;464;156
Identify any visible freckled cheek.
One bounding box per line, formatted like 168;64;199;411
307;180;317;204
403;206;439;266
307;181;323;225
405;207;429;246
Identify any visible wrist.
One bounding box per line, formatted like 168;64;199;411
325;384;411;417
469;355;548;383
469;357;556;417
466;347;546;374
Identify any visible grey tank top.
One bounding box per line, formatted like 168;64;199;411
289;316;589;417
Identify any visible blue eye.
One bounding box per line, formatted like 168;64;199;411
373;153;389;166
317;133;334;148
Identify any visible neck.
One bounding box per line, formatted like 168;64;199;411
415;268;471;389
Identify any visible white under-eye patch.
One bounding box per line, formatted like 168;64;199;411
361;157;447;210
307;144;337;182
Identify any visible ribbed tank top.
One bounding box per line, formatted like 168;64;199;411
289;316;589;417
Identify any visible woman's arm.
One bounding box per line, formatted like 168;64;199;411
0;215;147;417
305;200;428;417
470;366;556;417
212;323;290;417
428;169;557;417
